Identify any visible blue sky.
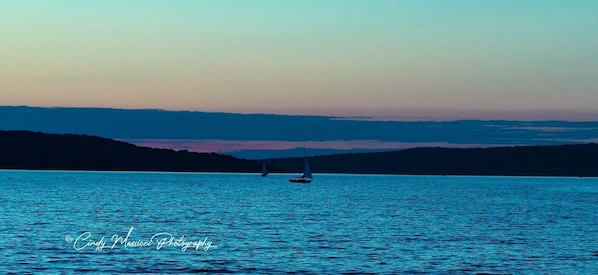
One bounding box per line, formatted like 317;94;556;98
1;1;597;120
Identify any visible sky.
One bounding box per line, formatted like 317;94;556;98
1;1;597;121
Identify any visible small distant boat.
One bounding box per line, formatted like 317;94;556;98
261;163;268;177
289;148;312;183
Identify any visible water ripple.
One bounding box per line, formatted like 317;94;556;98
0;171;597;273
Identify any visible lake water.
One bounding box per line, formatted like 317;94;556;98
0;170;596;274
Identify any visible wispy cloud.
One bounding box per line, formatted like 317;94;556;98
504;126;598;133
534;138;598;144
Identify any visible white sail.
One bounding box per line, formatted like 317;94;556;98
302;157;311;178
289;148;312;183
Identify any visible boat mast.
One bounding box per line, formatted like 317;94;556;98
302;147;312;178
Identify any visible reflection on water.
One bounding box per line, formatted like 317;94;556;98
0;171;597;273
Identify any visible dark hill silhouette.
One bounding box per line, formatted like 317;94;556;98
0;130;260;172
2;130;597;176
267;144;598;177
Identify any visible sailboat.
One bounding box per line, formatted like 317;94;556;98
289;148;312;183
261;163;268;177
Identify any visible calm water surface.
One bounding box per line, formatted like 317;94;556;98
0;170;596;274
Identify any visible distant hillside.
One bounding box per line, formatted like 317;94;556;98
2;130;597;176
0;130;260;172
267;144;598;177
229;147;396;160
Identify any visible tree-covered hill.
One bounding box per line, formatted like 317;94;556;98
3;130;597;177
0;130;260;172
267;144;598;177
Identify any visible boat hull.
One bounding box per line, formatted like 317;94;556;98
289;177;312;183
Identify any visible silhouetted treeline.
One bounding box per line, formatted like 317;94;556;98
0;130;260;172
267;144;598;177
3;130;597;176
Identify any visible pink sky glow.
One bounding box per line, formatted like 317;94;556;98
123;139;506;154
